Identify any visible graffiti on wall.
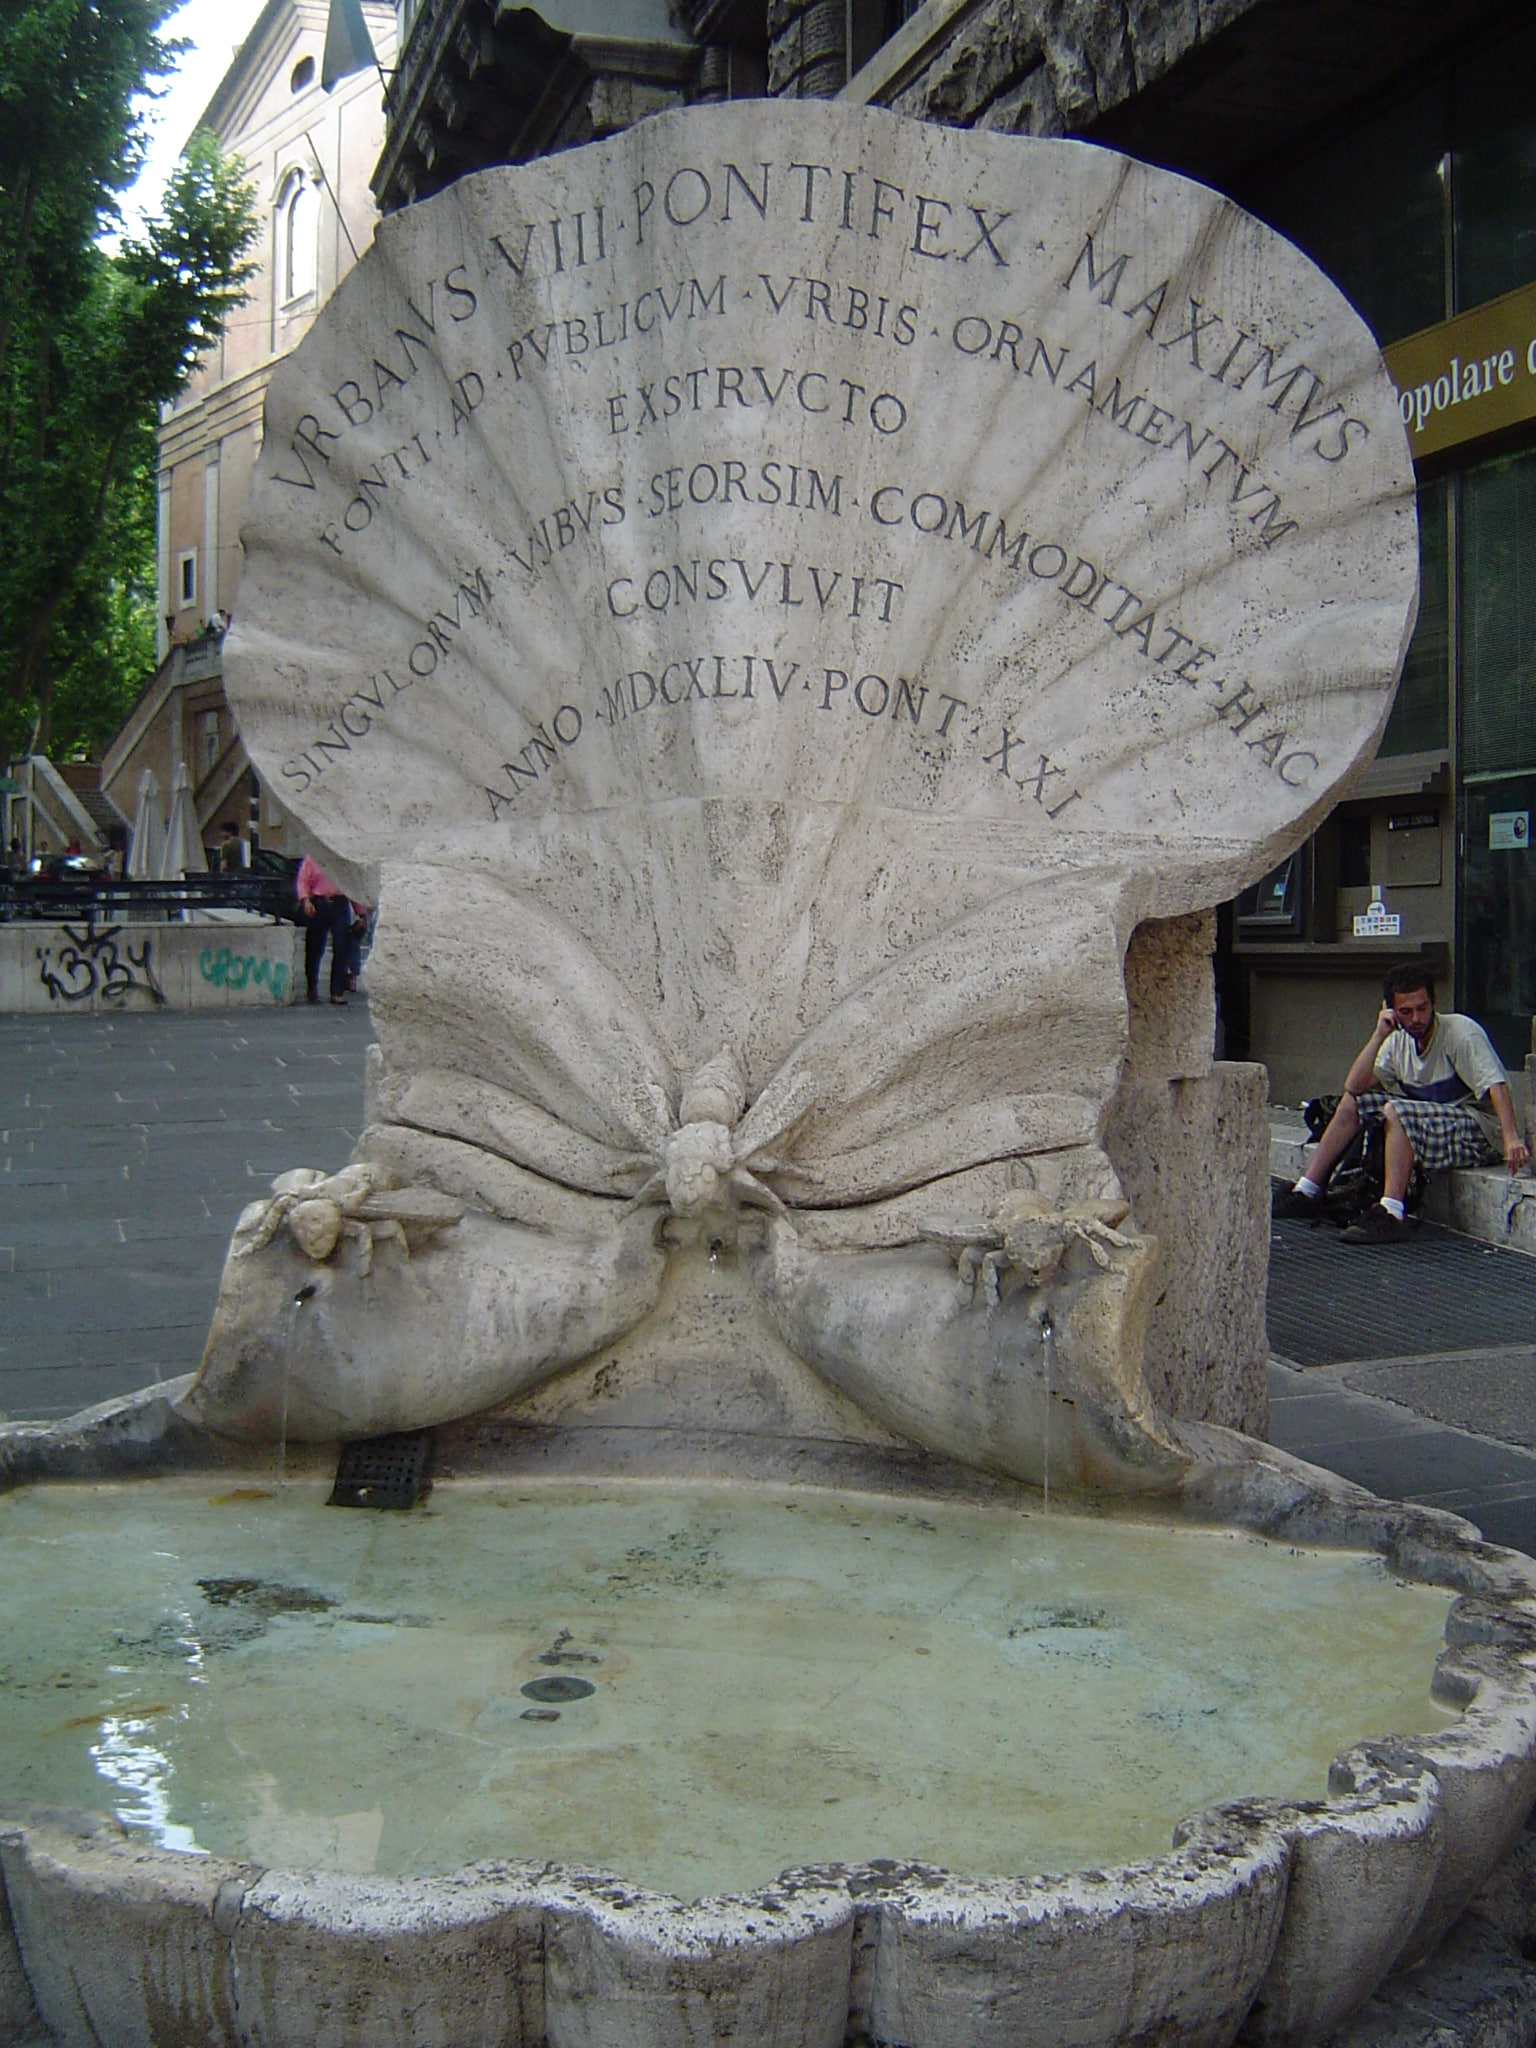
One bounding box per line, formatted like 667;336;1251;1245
36;925;167;1007
199;947;290;1002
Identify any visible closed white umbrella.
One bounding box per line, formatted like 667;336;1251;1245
160;759;205;879
125;769;164;879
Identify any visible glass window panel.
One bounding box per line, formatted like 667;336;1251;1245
280;174;318;303
1381;479;1448;755
1337;815;1371;889
1453;21;1536;311
1459;773;1536;1065
1245;87;1446;345
1460;450;1536;777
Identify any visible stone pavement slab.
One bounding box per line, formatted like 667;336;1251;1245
1332;1349;1536;1451
1266;1360;1536;1555
0;1004;373;1423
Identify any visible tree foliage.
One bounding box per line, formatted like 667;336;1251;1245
0;3;256;758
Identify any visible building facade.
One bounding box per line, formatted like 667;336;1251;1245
99;0;396;859
1224;17;1536;1098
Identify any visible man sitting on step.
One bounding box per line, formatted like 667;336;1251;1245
1273;960;1530;1244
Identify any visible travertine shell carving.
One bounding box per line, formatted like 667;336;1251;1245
226;100;1415;1212
200;103;1417;1457
229;102;1415;910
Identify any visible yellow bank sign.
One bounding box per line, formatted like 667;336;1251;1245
1384;278;1536;461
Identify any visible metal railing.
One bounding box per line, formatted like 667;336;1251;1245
0;874;292;926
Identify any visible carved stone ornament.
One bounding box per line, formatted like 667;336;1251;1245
186;102;1416;1476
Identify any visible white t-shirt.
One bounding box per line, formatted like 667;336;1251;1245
1374;1011;1507;1144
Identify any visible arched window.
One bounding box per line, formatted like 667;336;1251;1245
277;169;318;304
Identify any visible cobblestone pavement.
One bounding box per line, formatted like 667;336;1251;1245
0;1004;373;1423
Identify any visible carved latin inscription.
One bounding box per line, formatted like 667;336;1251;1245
229;101;1416;906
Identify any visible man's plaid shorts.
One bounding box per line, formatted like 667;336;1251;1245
1353;1090;1501;1170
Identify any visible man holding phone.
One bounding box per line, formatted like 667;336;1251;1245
1273;960;1530;1244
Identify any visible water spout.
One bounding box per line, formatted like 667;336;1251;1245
279;1283;316;1489
1038;1309;1054;1517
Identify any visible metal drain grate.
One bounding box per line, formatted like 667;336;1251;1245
328;1430;434;1510
1268;1197;1536;1367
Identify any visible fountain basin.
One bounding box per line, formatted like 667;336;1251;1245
2;1393;1536;2048
0;1477;1459;1895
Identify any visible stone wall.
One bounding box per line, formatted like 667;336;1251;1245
1106;913;1270;1437
822;0;1261;134
0;921;303;1015
767;0;846;98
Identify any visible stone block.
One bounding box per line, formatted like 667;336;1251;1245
886;0;1264;138
891;8;1045;126
1237;1752;1444;2045
1122;911;1216;1083
230;1867;547;2047
1376;1642;1536;1969
857;1808;1290;2048
1423;1167;1536;1257
0;1840;43;2047
545;1879;854;2048
0;1815;244;2048
1105;1062;1270;1435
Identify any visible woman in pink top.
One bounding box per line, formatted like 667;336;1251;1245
296;853;354;1005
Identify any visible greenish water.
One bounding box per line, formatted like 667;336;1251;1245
0;1477;1454;1900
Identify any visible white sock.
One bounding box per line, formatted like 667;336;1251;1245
1381;1196;1405;1220
1295;1176;1323;1198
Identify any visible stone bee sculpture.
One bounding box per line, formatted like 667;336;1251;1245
921;1194;1136;1303
237;1164;465;1276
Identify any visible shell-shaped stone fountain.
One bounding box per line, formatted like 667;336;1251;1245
188;100;1417;1473
6;105;1514;2048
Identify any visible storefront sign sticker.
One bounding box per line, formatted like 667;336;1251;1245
1353;887;1402;937
1489;811;1530;850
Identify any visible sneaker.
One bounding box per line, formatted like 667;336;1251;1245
1340;1203;1414;1245
1271;1183;1323;1221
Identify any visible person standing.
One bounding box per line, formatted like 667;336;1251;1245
296;851;354;1005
